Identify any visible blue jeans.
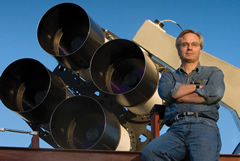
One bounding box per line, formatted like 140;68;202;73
142;116;221;161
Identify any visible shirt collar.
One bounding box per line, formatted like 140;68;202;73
178;63;202;74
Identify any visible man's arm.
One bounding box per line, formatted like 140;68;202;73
175;92;205;103
174;84;205;103
173;84;197;99
195;68;225;104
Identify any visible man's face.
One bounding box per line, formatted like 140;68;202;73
178;33;201;63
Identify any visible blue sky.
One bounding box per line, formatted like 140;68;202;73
0;0;240;154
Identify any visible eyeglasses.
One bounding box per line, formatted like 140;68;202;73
180;42;200;48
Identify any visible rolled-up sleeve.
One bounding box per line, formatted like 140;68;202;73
158;72;181;103
196;68;225;104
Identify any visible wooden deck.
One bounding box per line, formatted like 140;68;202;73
0;147;239;161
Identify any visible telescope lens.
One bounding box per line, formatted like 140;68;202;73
54;25;87;56
19;78;48;112
68;113;104;149
109;58;145;94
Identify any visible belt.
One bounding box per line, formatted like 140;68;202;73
175;112;215;121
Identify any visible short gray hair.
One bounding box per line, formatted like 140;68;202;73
175;29;203;50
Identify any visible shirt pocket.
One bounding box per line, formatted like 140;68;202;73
194;79;208;85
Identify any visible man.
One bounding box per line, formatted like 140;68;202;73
142;29;225;161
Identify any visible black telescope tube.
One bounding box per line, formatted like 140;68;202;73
37;3;105;70
90;39;159;107
0;58;67;124
50;96;120;150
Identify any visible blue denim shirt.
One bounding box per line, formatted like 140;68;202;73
158;63;225;126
